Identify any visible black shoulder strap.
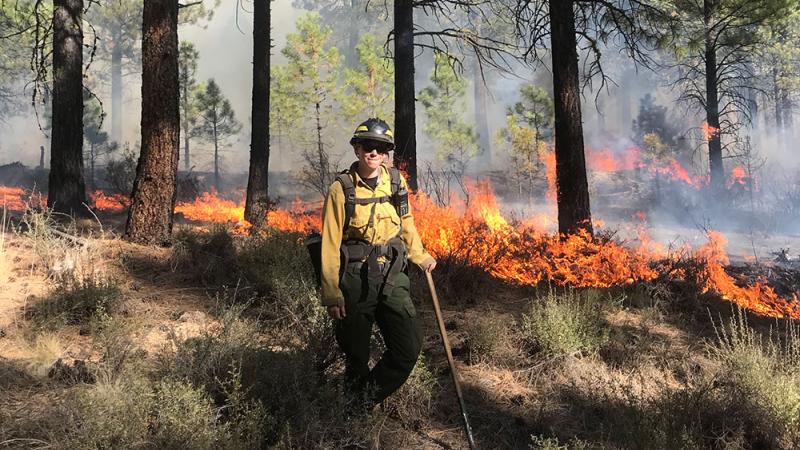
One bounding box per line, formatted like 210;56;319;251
338;165;402;233
388;167;401;197
336;168;356;232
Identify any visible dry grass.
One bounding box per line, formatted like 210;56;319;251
3;214;800;449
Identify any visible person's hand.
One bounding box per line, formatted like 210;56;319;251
327;304;346;319
422;257;437;273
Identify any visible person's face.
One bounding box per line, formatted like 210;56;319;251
355;140;391;171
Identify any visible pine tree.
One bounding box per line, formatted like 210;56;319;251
338;33;394;124
124;0;179;245
498;85;554;200
179;40;200;171
278;13;342;198
245;0;271;230
194;79;242;192
49;0;88;216
419;52;480;200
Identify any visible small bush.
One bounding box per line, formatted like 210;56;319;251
152;379;222;449
521;290;610;357
25;278;121;329
710;310;800;448
71;376;153;448
530;434;593;450
157;302;259;400
236;230;315;300
464;312;517;364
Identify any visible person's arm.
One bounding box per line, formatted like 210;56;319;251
398;176;436;271
320;182;346;307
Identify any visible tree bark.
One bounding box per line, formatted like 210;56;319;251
49;0;88;216
213;117;220;192
125;0;179;245
549;0;592;236
182;74;191;170
244;0;270;229
704;0;724;190
393;0;417;190
111;29;123;143
346;0;361;67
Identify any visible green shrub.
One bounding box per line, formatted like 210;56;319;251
157;303;259;399
152;379;222;449
710;310;800;448
236;230;315;300
530;434;593;450
521;290;610;357
25;277;121;329
71;376;153;448
464;312;516;364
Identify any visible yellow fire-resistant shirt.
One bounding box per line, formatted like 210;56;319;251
320;164;433;307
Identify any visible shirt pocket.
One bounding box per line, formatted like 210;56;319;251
346;205;372;238
374;203;401;242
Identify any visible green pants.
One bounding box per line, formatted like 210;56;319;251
336;263;422;407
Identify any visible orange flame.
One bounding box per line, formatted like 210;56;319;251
0;186;26;211
0;186;47;211
543;151;557;202
695;231;800;319
587;147;641;172
175;190;321;235
727;166;749;190
90;191;129;211
702;122;719;140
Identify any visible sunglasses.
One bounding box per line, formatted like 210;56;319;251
358;141;392;154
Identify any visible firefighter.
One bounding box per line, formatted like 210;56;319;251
320;118;436;411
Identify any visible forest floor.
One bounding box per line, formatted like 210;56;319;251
1;209;800;450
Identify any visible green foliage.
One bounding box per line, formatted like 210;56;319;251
464;312;516;364
72;375;154;448
194;79;242;148
339;33;394;124
276;13;343;197
530;434;593;450
0;0;37;118
632;94;681;148
419;53;481;176
152;379;222;449
25;277;121;329
179;40;202;167
521;290;610;357
710;310;800;447
103;143;137;195
497;84;554;199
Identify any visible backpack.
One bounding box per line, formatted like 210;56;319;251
306;164;408;287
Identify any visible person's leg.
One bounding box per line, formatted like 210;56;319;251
335;265;377;395
369;272;423;405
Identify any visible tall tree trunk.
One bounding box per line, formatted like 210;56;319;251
182;78;191;170
213;118;220;192
111;29;123;143
393;0;417;190
125;0;179;245
90;142;96;191
49;0;87;216
773;67;783;129
473;59;491;167
704;0;724;189
549;0;592;236
244;0;271;230
346;0;361;67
